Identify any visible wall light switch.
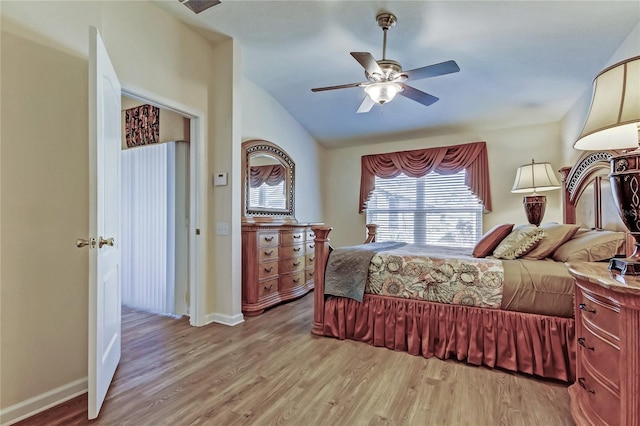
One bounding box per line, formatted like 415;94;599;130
216;222;229;235
213;172;228;186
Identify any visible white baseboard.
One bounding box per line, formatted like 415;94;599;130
205;311;244;326
0;377;87;426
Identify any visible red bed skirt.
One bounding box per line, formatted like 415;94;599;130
322;294;576;382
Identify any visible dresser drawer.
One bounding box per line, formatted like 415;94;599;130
258;232;279;247
577;287;620;340
305;268;315;282
280;271;305;291
258;260;279;280
281;231;305;245
306;253;315;267
258;278;278;298
576;363;620;426
306;241;316;253
280;243;305;259
307;229;315;241
578;323;620;390
258;246;278;262
279;256;305;274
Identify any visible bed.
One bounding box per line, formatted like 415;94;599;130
310;151;631;383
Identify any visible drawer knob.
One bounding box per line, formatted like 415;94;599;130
309;257;315;262
293;235;302;239
293;247;301;252
264;284;273;292
293;278;300;283
310;244;315;249
264;236;274;242
293;261;301;266
578;337;595;351
264;250;274;256
578;377;595;394
578;303;596;314
309;271;314;276
264;266;274;273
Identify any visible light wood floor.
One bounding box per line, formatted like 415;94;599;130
17;292;574;425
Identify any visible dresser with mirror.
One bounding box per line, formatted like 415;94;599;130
241;139;320;316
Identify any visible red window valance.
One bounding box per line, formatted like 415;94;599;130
359;141;492;213
250;164;285;188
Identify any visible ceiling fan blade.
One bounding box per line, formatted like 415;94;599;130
400;85;439;106
403;60;460;81
311;82;366;92
356;96;376;114
351;52;383;76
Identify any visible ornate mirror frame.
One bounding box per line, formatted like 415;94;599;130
241;139;296;223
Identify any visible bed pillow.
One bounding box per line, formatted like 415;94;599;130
472;223;515;258
522;223;580;260
552;230;626;262
492;226;547;260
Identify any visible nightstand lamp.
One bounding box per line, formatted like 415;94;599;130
574;56;640;275
511;159;561;226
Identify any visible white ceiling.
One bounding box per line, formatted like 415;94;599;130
155;1;639;148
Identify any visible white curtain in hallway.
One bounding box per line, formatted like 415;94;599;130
121;142;176;315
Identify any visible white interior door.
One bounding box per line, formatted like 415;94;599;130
88;26;122;420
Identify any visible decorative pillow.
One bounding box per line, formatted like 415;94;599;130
492;226;547;260
552;230;626;262
472;223;515;258
522;223;580;260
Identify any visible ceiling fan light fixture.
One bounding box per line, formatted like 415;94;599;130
310;11;460;113
365;82;402;105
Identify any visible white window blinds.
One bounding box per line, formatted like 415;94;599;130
249;181;286;209
366;171;483;248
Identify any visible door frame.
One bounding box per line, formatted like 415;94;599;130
121;84;206;327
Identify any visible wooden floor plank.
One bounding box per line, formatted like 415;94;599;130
15;293;573;425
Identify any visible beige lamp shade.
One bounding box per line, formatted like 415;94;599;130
511;160;561;194
574;56;640;150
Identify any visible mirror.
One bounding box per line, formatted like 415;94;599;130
242;139;296;222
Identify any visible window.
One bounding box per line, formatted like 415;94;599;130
366;170;483;248
249;181;286;209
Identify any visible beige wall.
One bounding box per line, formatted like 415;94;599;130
561;22;640;165
0;0;237;416
1;29;90;410
323;122;564;248
242;78;324;223
208;38;243;320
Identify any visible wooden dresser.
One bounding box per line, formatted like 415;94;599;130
242;223;319;316
567;262;640;426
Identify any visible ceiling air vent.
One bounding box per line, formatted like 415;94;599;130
179;0;221;14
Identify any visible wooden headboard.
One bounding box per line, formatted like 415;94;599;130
560;150;632;254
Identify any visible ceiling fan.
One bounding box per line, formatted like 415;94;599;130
311;12;460;113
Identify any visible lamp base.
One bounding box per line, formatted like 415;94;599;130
523;195;547;226
610;152;640;275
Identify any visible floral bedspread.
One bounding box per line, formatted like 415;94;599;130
364;245;504;308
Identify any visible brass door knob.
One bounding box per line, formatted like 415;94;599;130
76;238;96;248
99;237;115;248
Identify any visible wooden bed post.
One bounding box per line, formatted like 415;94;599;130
559;166;575;224
364;223;378;243
311;226;332;336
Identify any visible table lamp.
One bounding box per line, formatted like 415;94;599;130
511;159;561;226
574;56;640;275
